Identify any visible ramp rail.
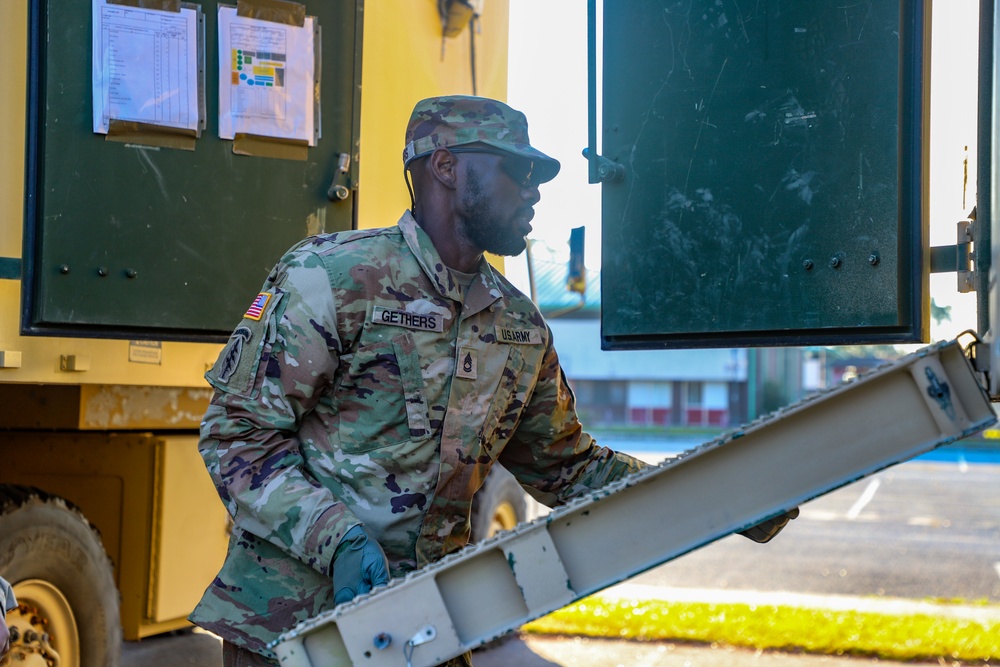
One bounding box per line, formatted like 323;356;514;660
272;340;996;667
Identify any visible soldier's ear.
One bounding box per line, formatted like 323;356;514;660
429;148;458;190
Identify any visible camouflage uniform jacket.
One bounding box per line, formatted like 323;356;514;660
191;211;645;657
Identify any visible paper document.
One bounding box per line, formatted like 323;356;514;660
92;0;200;134
217;7;317;145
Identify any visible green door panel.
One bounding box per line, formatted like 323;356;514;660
598;0;929;349
24;0;362;340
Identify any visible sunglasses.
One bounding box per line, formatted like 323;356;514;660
447;146;538;189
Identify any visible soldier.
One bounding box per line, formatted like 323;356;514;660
192;95;794;667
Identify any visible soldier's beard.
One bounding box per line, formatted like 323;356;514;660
461;166;528;257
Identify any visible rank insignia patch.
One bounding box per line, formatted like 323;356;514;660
456;347;478;379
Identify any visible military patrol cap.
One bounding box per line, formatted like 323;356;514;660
403;95;561;185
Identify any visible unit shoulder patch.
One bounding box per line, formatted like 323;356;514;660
217;327;252;384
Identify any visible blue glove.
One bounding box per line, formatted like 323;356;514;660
739;507;799;543
332;525;390;605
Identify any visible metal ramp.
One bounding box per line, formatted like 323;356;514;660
272;340;996;667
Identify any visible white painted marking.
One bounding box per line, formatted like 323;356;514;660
803;509;879;523
846;479;881;520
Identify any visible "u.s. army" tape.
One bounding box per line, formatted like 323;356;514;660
496;326;542;345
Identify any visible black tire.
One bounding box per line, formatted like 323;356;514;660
0;484;122;667
470;465;527;544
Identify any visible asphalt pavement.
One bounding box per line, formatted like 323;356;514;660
475;635;937;667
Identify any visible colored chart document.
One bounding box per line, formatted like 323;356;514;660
218;7;316;145
92;0;200;134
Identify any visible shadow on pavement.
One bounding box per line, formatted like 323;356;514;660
119;630;564;667
471;636;562;666
122;628;221;667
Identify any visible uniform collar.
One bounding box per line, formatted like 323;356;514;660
398;211;505;317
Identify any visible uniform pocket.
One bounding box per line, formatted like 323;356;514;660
478;345;525;460
393;334;432;440
335;331;429;452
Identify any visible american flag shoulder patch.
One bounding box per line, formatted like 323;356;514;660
244;292;271;321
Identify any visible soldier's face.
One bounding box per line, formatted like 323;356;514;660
459;155;539;257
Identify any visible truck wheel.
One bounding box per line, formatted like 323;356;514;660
0;485;122;667
470;466;526;543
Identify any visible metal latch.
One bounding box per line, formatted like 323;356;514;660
327;153;352;201
929;218;974;293
403;625;436;667
582;148;624;183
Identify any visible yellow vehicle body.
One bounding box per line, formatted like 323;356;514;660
0;0;510;647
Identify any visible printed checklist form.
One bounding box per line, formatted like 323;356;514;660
92;0;200;134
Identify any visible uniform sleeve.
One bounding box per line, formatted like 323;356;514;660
498;329;648;507
200;247;360;577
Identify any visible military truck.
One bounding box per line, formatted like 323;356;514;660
4;1;998;666
0;1;525;665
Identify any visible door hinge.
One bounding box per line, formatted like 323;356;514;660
929;218;975;293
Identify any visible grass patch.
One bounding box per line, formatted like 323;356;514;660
521;597;1000;663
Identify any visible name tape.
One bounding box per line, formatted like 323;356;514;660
372;306;445;333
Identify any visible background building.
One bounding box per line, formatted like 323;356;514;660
526;244;809;429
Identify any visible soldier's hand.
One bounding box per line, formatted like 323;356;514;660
739;507;799;543
332;525;390;605
0;612;10;658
